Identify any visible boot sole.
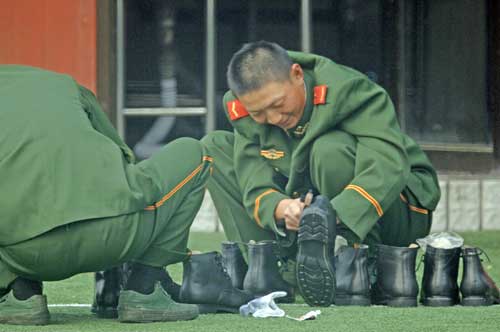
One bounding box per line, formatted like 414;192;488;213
386;297;417;307
462;296;492;306
118;308;198;323
92;306;118;319
335;295;370;306
251;293;295;304
421;296;458;307
296;210;335;307
0;311;50;325
197;304;238;314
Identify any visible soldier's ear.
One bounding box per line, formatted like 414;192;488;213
290;63;304;83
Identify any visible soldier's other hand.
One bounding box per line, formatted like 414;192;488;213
274;198;305;231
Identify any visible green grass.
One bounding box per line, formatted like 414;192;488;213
1;231;500;332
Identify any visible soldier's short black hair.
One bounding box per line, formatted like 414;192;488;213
227;41;292;97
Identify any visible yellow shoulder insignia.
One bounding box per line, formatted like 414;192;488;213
313;85;328;105
260;149;285;160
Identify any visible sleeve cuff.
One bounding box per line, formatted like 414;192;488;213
254;190;289;236
331;188;381;241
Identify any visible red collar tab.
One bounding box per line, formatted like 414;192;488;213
226;99;249;121
313;85;328;105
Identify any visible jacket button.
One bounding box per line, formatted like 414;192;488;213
292;191;300;198
274;167;279;172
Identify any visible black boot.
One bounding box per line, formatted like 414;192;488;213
371;244;419;307
179;252;254;313
420;245;460;306
334;245;370;306
296;195;336;307
221;241;248;289
243;241;295;303
159;269;181;302
92;266;125;318
460;246;500;306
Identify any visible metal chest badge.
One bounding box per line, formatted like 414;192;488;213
260;149;285;160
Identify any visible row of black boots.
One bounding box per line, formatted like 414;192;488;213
360;243;500;307
92;241;292;317
92;240;499;317
218;240;500;308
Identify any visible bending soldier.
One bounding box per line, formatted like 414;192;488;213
202;41;440;306
0;66;211;325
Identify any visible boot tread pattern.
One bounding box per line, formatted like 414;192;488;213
296;213;335;307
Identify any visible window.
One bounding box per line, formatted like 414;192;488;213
401;0;491;148
124;0;206;159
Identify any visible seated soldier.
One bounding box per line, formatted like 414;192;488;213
0;65;212;325
202;41;440;306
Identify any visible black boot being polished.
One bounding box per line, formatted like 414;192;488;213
371;244;419;307
221;241;248;289
334;245;370;306
243;241;295;303
296;195;336;307
179;252;254;313
420;245;460;306
460;246;500;306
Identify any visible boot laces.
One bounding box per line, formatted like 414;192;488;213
476;247;492;264
461;247;492;263
476;247;493;271
461;246;493;272
215;253;232;282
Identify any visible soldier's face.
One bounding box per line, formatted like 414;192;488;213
238;64;306;130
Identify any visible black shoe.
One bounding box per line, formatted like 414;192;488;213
420;245;460;306
371;244;419;307
334;245;370;306
179;252;254;313
221;241;248;289
91;266;125;318
296;195;336;307
460;246;500;306
243;241;295;303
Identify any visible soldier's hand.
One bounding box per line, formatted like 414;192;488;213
274;198;305;231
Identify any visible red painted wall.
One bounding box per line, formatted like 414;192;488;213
0;0;97;92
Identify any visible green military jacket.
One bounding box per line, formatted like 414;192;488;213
0;66;162;246
222;51;440;240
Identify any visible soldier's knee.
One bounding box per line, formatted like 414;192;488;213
170;137;204;156
201;130;234;150
311;131;356;164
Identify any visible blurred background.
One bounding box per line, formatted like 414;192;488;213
1;0;500;232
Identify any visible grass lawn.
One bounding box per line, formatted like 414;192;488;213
1;231;499;332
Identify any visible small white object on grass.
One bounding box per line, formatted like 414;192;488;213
285;310;321;321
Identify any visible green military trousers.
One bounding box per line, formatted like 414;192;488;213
202;130;432;258
0;138;211;290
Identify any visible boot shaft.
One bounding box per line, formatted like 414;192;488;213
422;245;460;295
374;244;419;299
335;245;370;297
460;247;496;299
420;245;460;305
221;241;248;289
179;252;254;311
245;241;280;276
243;241;293;298
181;252;232;301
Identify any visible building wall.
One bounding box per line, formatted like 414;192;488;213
0;0;97;92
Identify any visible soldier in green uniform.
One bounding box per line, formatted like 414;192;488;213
0;66;212;325
202;41;440;303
